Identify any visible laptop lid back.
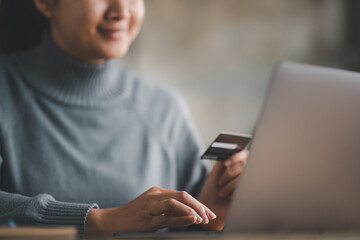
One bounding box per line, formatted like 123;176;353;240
225;62;360;232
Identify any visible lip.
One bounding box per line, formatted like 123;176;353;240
98;27;128;40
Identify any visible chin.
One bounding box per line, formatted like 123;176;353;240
101;44;130;59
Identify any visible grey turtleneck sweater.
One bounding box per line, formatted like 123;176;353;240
0;35;209;235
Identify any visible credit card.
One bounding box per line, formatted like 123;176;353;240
201;132;252;161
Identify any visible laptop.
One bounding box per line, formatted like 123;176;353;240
226;61;360;233
116;61;360;238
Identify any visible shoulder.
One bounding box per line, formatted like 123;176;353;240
0;54;22;90
0;54;14;80
0;54;28;126
0;55;15;107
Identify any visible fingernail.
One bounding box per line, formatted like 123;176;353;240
209;211;217;219
203;216;209;224
196;216;203;224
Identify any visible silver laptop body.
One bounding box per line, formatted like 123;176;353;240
225;61;360;233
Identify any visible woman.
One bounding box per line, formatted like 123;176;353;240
0;0;248;236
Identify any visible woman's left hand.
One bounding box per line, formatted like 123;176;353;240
199;150;249;230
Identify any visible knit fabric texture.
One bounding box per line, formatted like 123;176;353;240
0;34;209;235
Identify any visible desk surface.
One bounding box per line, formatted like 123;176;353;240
1;227;360;240
111;233;360;240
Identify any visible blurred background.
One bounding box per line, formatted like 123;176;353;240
120;0;360;145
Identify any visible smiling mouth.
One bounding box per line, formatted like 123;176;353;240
98;27;128;40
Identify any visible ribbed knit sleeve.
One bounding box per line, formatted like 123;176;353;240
0;149;98;236
33;194;99;235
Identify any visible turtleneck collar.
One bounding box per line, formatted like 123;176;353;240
11;32;128;107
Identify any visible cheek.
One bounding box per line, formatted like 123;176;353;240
83;15;104;37
71;2;107;39
57;14;95;45
128;2;145;40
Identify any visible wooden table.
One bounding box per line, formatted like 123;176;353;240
1;227;360;240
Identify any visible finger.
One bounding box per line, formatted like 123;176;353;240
162;205;216;220
159;191;213;224
213;161;225;173
168;191;209;224
227;192;234;202
152;215;197;229
174;192;217;223
218;161;245;187
148;188;216;222
219;177;239;198
150;198;203;224
203;204;217;221
224;150;249;167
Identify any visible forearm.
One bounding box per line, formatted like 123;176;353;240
0;190;98;236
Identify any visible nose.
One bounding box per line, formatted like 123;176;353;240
106;0;130;21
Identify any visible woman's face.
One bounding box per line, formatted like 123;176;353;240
34;0;145;64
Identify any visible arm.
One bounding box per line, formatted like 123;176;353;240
0;146;215;236
0;146;98;236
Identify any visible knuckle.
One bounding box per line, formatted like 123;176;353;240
149;186;158;192
166;198;177;208
188;208;196;215
149;186;162;193
200;205;207;213
179;191;189;199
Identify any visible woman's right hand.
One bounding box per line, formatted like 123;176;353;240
85;187;216;236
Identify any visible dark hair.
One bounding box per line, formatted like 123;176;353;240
0;0;49;55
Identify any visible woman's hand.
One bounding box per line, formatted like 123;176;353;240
85;186;216;236
199;150;249;230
